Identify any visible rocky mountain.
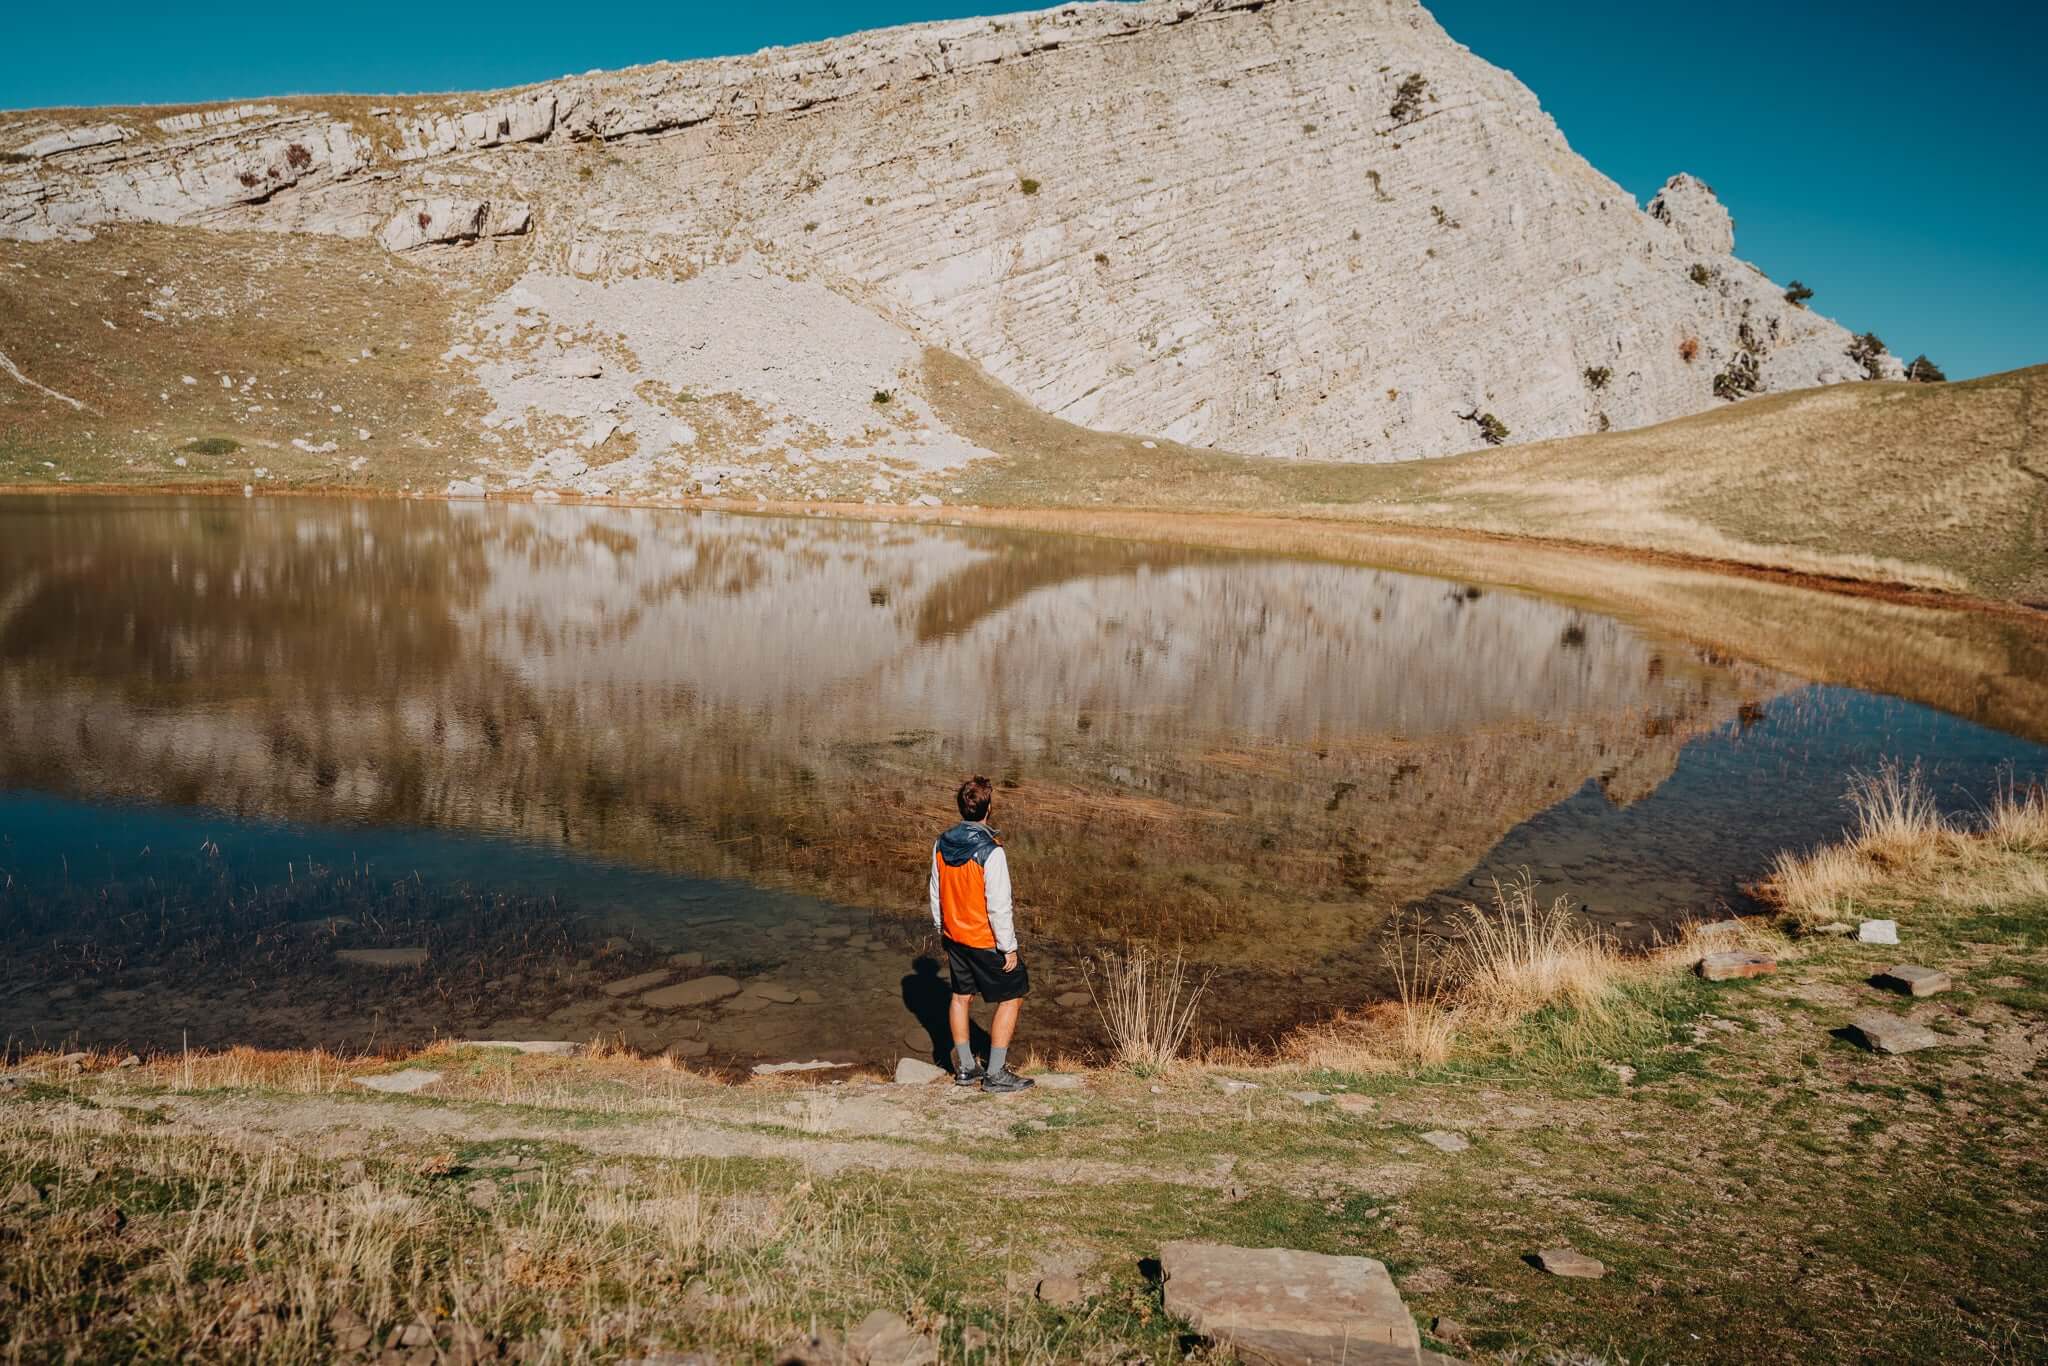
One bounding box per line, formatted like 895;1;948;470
1;0;1897;472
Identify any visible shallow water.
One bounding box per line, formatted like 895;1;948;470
2;495;2042;1065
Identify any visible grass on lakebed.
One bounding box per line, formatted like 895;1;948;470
5;783;2045;1362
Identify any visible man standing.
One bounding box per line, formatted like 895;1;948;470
929;775;1034;1093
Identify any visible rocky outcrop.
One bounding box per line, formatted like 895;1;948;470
0;0;1900;458
376;197;532;251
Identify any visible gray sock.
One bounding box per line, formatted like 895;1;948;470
988;1046;1009;1076
954;1041;976;1071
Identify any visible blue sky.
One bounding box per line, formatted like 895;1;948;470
5;2;2040;378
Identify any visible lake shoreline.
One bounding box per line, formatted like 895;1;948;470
5;478;2040;621
6;793;2043;1361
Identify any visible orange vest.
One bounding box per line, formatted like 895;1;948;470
936;854;995;948
933;822;1003;948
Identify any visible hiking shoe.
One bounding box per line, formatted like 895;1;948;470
981;1067;1036;1094
953;1061;987;1086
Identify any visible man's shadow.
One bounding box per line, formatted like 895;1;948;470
901;955;989;1064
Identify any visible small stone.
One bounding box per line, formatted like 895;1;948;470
3;1181;42;1209
797;990;823;1004
1846;1009;1942;1055
1698;950;1776;982
1420;1130;1470;1153
894;1057;947;1085
1857;919;1900;945
117;1054;142;1068
335;947;429;969
642;976;741;1009
1215;1078;1260;1095
1535;1247;1606;1279
1036;1275;1085;1307
668;1039;711;1059
1053;991;1091;1008
1430;1315;1470;1344
466;1179;499;1209
398;1321;434;1348
845;1309;934;1366
749;984;801;1004
1875;965;1952;997
1693;919;1745;940
353;1069;443;1094
602;969;673;997
1286;1090;1330;1106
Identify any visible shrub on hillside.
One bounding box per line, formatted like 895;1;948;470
1018;177;1041;196
1689;263;1718;288
1847;331;1887;380
1784;280;1814;308
1905;354;1947;383
1712;351;1760;401
1678;336;1700;364
1461;410;1509;445
1582;366;1612;391
1390;73;1430;124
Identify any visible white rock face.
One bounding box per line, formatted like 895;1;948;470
375;197;532;251
0;0;1900;458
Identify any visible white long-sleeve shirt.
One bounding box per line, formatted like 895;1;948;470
929;839;1017;952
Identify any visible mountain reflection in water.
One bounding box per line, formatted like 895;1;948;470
1;495;2042;1063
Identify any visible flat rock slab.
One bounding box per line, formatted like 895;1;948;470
1857;919;1900;944
1534;1247;1606;1279
846;1309;936;1366
1286;1091;1330;1107
353;1069;442;1094
335;947;428;969
1847;1009;1942;1054
1160;1241;1421;1364
462;1040;581;1056
1419;1130;1470;1154
748;983;801;1004
1054;991;1091;1008
601;969;672;997
751;1060;852;1075
1875;965;1952;997
641;975;741;1009
1034;1072;1086;1090
894;1057;947;1085
1698;950;1777;982
1216;1078;1261;1095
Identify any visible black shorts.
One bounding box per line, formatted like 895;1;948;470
943;936;1030;1003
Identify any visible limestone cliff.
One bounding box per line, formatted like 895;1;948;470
0;0;1897;464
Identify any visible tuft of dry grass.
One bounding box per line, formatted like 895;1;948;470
1082;945;1214;1069
1762;765;2048;927
1295;875;1638;1071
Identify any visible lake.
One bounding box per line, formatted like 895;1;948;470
2;494;2043;1066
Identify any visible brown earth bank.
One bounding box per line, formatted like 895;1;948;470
4;783;2043;1363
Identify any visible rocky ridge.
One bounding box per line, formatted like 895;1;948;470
2;0;1899;464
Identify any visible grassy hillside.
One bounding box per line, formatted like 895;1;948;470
930;352;2048;606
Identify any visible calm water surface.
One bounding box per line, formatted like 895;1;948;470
2;495;2042;1064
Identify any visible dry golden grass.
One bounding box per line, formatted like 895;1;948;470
1083;945;1215;1069
928;348;2048;604
1293;876;1657;1072
1762;766;2048;927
